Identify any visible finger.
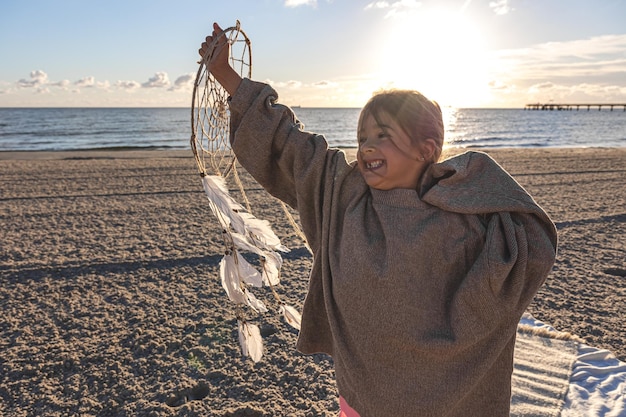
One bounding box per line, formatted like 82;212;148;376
199;23;225;60
212;22;226;42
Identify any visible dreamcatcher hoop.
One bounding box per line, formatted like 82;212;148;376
191;20;251;179
190;22;305;363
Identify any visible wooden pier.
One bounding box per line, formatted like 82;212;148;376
525;103;626;111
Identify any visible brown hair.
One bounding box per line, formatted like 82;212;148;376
358;90;444;162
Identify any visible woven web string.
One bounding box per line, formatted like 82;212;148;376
190;22;306;243
191;21;252;208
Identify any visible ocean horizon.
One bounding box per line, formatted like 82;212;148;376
1;106;625;152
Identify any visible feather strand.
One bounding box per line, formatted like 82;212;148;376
280;304;302;330
238;320;263;363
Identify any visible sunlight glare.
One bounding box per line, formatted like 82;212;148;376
376;9;490;108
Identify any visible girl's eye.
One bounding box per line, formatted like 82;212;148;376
358;132;389;145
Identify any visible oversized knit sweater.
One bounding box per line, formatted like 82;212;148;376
229;79;558;417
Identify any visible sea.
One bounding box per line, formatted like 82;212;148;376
0;107;625;152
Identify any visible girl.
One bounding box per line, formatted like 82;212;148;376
200;23;557;417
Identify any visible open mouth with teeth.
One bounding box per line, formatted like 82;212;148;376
365;159;384;170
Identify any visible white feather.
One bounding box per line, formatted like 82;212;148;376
241;213;289;252
244;289;268;313
231;231;263;254
203;172;300;361
220;253;268;313
238;320;263;363
219;254;247;305
260;251;282;286
202;176;289;255
231;233;282;286
232;219;289;254
280;304;302;330
206;200;230;230
201;175;246;232
234;251;263;288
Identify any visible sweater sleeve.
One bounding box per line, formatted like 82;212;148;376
422;151;558;346
228;78;350;249
451;210;557;344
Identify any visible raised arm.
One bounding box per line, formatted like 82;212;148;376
199;22;242;96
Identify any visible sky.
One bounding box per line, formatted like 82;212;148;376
1;0;625;108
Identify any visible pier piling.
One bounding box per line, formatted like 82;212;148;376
525;103;626;111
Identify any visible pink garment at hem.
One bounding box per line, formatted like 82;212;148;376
339;395;361;417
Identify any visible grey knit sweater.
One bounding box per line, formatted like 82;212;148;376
229;79;558;417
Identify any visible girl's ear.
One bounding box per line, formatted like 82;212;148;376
421;138;439;162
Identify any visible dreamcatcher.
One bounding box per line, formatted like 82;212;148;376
190;21;305;362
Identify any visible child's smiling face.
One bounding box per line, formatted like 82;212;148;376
357;112;428;190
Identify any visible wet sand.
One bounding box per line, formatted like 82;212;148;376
1;147;624;416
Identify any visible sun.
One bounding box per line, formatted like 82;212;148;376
375;9;490;108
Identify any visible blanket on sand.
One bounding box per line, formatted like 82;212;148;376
511;314;626;416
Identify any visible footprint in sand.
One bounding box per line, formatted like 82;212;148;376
224;407;265;417
165;381;210;407
604;267;626;277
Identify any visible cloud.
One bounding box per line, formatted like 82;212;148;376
529;82;555;91
142;72;170;88
527;81;626;102
265;79;339;91
274;80;304;89
364;1;390;10
115;80;141;91
488;80;514;92
50;80;70;88
284;0;317;7
169;73;195;91
364;0;422;18
313;80;338;88
74;76;110;89
17;71;87;92
492;34;626;83
489;0;513;15
484;34;626;106
17;70;49;88
75;76;95;88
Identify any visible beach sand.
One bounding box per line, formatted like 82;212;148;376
1;147;624;416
